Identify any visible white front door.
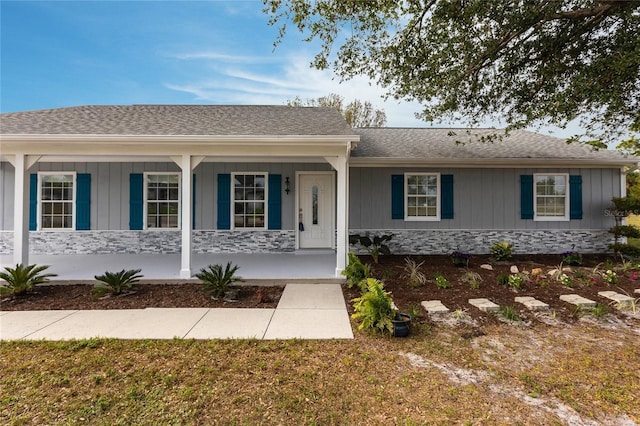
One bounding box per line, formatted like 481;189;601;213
298;173;334;249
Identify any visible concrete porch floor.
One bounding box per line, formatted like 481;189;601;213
0;251;340;281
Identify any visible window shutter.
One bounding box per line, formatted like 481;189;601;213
29;174;37;231
268;174;282;230
569;175;583;220
217;174;231;230
76;173;91;230
192;174;196;230
391;174;404;219
129;173;144;230
441;174;454;219
520;175;534;219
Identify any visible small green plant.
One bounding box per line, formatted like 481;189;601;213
561;251;583;266
0;263;57;297
196;262;245;299
460;270;483;289
499;305;521;322
450;251;471;267
92;269;143;297
592;303;609;319
434;273;451;289
342;252;370;291
490;241;513;261
602;269;618;285
496;274;510;286
507;273;523;290
559;273;573;288
453;308;468;321
403;257;427;288
407;304;422;319
351;278;396;334
349;234;393;263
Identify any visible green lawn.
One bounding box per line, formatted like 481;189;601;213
628;215;640;247
2;324;639;425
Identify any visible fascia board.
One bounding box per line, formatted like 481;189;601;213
348;157;639;168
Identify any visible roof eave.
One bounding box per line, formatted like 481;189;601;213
349;157;638;168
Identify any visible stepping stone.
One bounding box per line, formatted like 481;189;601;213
598;291;635;308
515;296;549;311
559;294;597;308
421;300;450;314
635;289;640;295
480;264;493;271
468;298;500;313
510;265;519;274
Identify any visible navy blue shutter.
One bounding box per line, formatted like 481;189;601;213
76;173;91;230
391;175;404;219
192;174;196;230
217;174;231;229
520;175;534;219
569;175;583;220
441;174;454;219
129;173;144;230
268;174;282;230
29;174;37;231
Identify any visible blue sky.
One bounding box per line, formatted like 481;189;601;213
0;0;580;135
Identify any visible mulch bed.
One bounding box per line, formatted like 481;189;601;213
0;283;283;311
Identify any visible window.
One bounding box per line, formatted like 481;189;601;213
405;173;440;221
534;174;569;220
145;173;180;228
39;173;75;229
233;173;266;228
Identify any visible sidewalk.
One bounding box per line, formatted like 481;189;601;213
0;284;354;340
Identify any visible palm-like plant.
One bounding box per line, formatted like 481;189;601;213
196;262;245;298
92;269;143;297
0;263;57;297
351;278;396;334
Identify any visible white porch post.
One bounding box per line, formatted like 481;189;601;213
179;154;193;278
12;154;30;266
333;155;349;277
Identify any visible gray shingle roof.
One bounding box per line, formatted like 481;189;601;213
0;105;355;136
352;128;632;163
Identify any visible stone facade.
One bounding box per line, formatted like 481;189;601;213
0;230;296;255
349;229;612;255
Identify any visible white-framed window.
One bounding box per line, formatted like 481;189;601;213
232;172;267;229
405;173;440;221
534;173;569;221
38;172;76;230
145;173;181;229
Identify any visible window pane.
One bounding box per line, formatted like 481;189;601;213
233;174;267;228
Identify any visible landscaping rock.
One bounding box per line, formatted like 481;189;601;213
559;294;597;308
514;296;549;311
421;300;450;314
598;291;635;309
480;264;493;271
510;265;519;274
531;268;543;276
468;298;500;312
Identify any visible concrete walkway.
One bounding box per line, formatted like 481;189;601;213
0;284;353;341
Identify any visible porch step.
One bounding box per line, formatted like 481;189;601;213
598;291;635;309
421;300;450;314
514;296;549;311
468;298;500;313
559;294;596;308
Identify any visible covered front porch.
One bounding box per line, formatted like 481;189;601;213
0;251;339;281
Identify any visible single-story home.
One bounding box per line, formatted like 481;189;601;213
0;105;637;278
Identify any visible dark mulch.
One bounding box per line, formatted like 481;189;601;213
343;254;640;327
0;283;284;311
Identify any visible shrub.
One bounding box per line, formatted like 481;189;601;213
196;262;245;299
351;278;395;334
450;251;471;267
92;269;143;297
349;234;393;263
403;257;426;288
0;263;57;297
342;252;370;291
507;273;523;290
460;270;483;289
561;251;583;266
490;241;513;261
434;273;451;289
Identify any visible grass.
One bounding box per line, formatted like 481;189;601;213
1;325;639;424
627;215;640;248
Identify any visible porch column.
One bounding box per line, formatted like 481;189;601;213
179;154;193;278
12;154;30;266
334;155;349;277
